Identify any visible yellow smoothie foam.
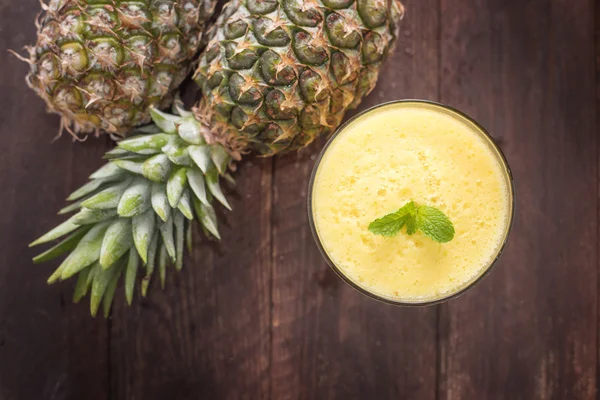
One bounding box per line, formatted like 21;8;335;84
311;101;512;303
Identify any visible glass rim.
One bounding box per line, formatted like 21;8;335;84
307;99;516;307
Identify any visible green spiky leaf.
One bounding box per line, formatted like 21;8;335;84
151;183;170;222
111;159;144;175
30;215;79;246
158;243;168;289
174;212;185;271
102;263;123;318
33;227;90;264
100;219;132;269
89;162;127;180
142;153;173;182
73;266;92;304
118;180;151;217
132;124;162;135
149;107;179;134
185;221;193;253
58;199;87;215
90;261;122;317
104;148;131;160
57;221;111;281
193;198;220;239
32;108;241;314
187;167;208;206
206;166;231;210
118;134;172;155
132;209;155;263
177;190;194;220
67;178;109;201
210;145;230;174
188;145;212;174
73;208;118;225
167;167;188;208
162;137;193;166
159;216;176;261
177;119;204;145
142;234;159;297
125;250;140;305
81;180;130;210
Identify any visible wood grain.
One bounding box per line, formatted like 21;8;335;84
269;1;439;399
438;0;597;399
595;0;600;396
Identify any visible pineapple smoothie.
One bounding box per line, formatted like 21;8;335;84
310;101;513;304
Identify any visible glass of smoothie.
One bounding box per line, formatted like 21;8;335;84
308;100;514;305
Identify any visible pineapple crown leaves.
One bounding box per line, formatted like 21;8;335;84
30;105;235;317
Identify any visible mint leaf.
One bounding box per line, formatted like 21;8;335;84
397;200;417;216
368;213;409;236
416;205;455;243
405;215;418;235
368;201;416;236
368;200;454;243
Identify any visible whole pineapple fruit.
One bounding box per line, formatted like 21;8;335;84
194;0;404;155
24;0;217;137
31;0;404;316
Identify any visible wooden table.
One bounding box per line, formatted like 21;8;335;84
0;0;597;399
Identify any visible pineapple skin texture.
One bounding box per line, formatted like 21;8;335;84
27;0;217;136
193;0;404;156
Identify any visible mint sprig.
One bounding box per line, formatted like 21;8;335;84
368;201;455;243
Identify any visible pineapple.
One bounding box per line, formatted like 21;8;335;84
194;0;404;155
31;0;404;316
24;0;217;137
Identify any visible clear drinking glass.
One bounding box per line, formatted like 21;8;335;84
307;100;515;306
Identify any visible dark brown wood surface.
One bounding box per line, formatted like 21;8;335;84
0;0;597;399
